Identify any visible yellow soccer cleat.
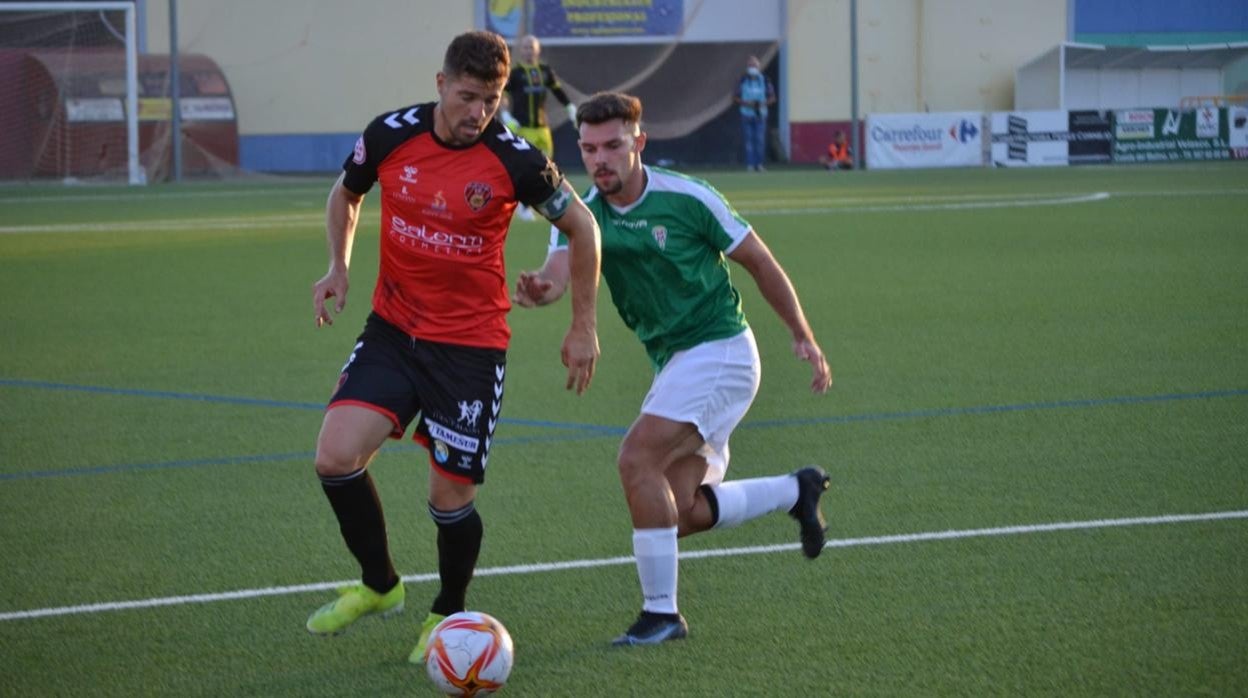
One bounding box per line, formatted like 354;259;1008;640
407;611;448;664
305;582;405;636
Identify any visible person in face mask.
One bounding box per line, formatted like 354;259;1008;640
733;56;776;172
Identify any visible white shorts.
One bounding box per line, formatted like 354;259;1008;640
640;328;761;486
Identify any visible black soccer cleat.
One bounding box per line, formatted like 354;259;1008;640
611;611;689;646
789;466;831;559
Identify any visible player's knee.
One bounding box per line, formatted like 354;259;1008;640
314;442;364;477
616;444;658;492
616;456;640;491
428;480;476;511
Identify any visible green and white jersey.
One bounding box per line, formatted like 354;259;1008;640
551;165;751;369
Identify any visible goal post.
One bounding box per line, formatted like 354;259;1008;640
0;1;143;185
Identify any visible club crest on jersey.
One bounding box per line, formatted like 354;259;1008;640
464;181;493;211
651;225;668;250
352;137;366;165
433;440;450;464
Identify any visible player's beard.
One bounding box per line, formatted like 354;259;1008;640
594;167;622;195
455;120;483;144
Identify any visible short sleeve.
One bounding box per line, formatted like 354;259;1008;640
693;183;751;254
548;224;568;253
341;118;383;195
517;157;569;220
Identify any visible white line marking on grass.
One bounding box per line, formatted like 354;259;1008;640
2;509;1244;623
6;186;1244;234
742;192;1111;216
0;214;327;235
0;186;325;204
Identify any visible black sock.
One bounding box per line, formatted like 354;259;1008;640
428;501;483;616
699;484;721;527
320;468;398;594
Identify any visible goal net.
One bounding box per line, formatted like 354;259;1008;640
0;1;142;185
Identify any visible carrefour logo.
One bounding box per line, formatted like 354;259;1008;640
950;119;979;143
871;119;980;145
871;124;944;144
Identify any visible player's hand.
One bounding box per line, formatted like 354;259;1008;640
313;269;349;327
512;270;554;308
794;338;831;394
561;325;599;395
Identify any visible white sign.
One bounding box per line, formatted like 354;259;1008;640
990;111;1069;167
867;112;983;169
180;97;235;121
65;98;124;122
1195;106;1219;139
1230;106;1248;157
1115;109;1154;139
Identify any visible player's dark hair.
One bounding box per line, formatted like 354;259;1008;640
575;92;643;129
443;31;510;82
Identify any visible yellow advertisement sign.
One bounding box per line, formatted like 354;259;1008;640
139;98;172;121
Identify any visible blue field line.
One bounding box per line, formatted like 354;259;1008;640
2;383;1244;483
0;431;615;483
0;378;621;434
740;388;1248;430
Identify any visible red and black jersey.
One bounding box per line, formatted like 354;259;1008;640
342;102;566;350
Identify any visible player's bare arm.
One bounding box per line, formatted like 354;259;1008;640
313;173;364;328
548;183;601;394
728;231;832;393
513;248;570;308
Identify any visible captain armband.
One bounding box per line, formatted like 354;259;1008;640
534;187;572;221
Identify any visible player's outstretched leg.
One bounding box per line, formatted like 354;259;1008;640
789;466;831;559
612;611;689;646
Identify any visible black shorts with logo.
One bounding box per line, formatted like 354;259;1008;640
328;312;506;484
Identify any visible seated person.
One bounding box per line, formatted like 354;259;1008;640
819;131;853;171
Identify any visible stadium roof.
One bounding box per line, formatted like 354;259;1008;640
1054;41;1248;70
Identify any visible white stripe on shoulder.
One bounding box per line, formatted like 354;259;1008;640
646;169;750;243
550;186;596;251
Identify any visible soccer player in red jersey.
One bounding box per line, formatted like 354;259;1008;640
304;32;601;663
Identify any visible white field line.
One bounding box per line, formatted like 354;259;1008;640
741;191;1110;216
1;186;1243;234
2;509;1244;623
0;213;327;235
0;186;326;204
0;193;1104;235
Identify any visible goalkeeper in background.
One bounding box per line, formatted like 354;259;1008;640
502;34;576;220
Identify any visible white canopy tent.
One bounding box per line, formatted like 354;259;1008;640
1016;42;1248;110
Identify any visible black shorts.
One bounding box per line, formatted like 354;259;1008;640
328;312;506;484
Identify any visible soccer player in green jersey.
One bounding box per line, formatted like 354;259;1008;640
513;92;833;646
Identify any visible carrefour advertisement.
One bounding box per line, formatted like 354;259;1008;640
1112;108;1230;163
990;110;1111;167
485;0;683;39
867;112;983;169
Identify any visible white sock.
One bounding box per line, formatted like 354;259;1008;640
632;527;679;614
709;475;799;529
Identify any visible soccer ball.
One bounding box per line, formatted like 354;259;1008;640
424;611;514;696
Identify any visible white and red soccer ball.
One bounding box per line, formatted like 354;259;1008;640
424;611;514;696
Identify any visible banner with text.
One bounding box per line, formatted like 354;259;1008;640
1230;106;1248;159
990;110;1111;167
867;112;983;169
486;0;684;39
1112;107;1230;163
